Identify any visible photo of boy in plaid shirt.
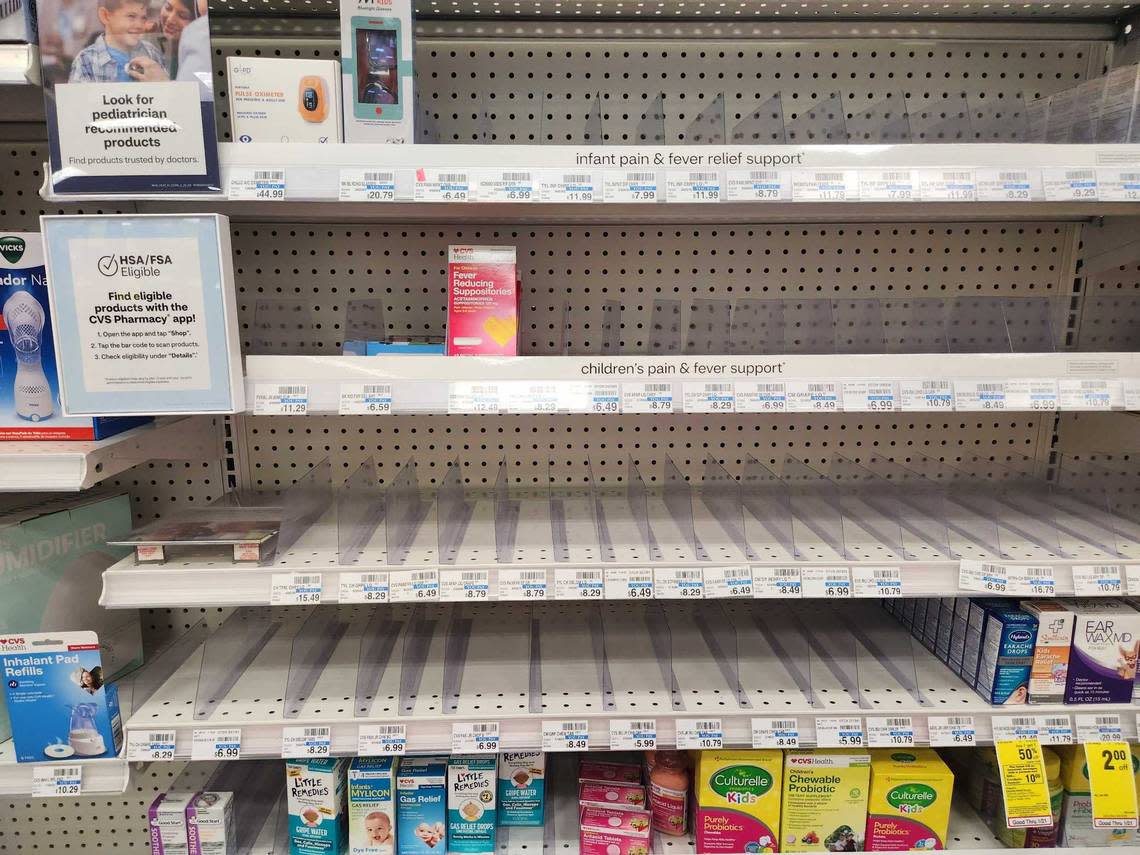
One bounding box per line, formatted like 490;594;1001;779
68;0;168;82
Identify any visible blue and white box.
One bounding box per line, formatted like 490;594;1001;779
497;751;545;827
348;756;397;854
447;755;497;854
396;756;446;855
975;608;1039;706
287;756;349;855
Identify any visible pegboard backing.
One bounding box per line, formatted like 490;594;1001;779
0;142;135;227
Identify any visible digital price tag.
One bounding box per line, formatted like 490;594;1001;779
995;738;1054;828
270;573;323;606
603;171;659;203
440;568;493;602
539;171;597;203
1086;742;1140;829
752;717;800;749
959;560;1008;594
1043;168;1098;201
585;383;621;414
338;169;396;202
815;717;864;748
792;169;855;202
735;381;788;413
542;720;590;752
451;722;499;753
191;728;241;761
841;381;897;412
954;380;1008;411
358;724;407;756
859;169;916;202
1076;713;1123;743
253;384;309;415
604;567;654;600
899;379;954;412
1059;378;1121;410
338;571;390;604
31;765;82;797
676;718;723;750
413;168;470;202
666;171;721;202
753;566;802;599
866;715;915;748
927;715;977;747
993;716;1041;742
726;169;790;201
654;567;705;599
1098;169;1140;202
554;568;605;600
786;381;840;413
448;382;502;414
852;566;903;598
1008;565;1056;598
801;566;851;599
1005;379;1059;412
282;726;331;758
1072;565;1124;597
683;382;735;413
126;730;177;761
475;169;535;202
622;382;673;413
918;169;977;201
499;568;549;601
228;168;286;200
1036;714;1074;746
339;383;393;415
390;569;440;602
976;168;1040;202
609;719;657;751
704;565;753;598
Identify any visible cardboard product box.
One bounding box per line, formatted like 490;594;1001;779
780;749;871;852
865;749;954;852
695;750;783;854
1061;599;1140;704
975;608;1038;705
935;597;956;663
340;0;414;143
1056;743;1140;848
228;57;343;144
948;598;972;675
150;791;198;855
447;755;497;854
287;757;349;855
1021;600;1075;704
396;756;447;855
446;246;519;356
498;751;545;826
1098;64;1140;143
348;756;397;854
186;791;236;855
960;598;1010;687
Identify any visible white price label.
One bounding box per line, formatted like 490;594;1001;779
451;722;500;753
704;565;753;598
1043;168;1097;201
126;730;177;761
841;380;897;412
802;566;852;599
792;169;855;202
604;567;654;600
390;570;440;602
815;717;864;748
228;168;286;200
603;171;659;203
542;720;590;752
959;560;1009;594
358;724;407;756
1005;379;1059;412
338;169;396;202
1059;378;1121;411
440;568;493;602
31;765;82;797
475;169;535;202
414;169;470;202
339;383;393;415
918;169;976;201
253;384;309;415
1008;565;1056;597
1098;169;1140;202
751;717;800;749
654;567;705;599
1129;566;1140;596
899;379;954;412
853;566;903;598
1072;565;1124;597
683;382;735;413
586;383;621;414
499;568;549;601
993;716;1042;742
753;566;802;599
976;169;1040;202
786;381;840;413
270;573;323;606
726;169;789;201
554;568;605;600
676;718;723;750
954;380;1008;411
448;382;502;414
191;728;241;761
338;572;390;604
609;719;658;751
539;171;597;203
1076;714;1123;743
282;726;331;757
505;382;561;414
928;715;977;747
666;171;722;202
1124;379;1140;411
1036;715;1075;746
859;169;916;202
622;382;673;413
735;381;787;413
867;716;915;748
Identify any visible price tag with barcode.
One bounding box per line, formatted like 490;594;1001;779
338;571;390;604
792;169;855;202
126;730;177;761
1127;566;1140;596
954;380;1008;411
414;168;470;202
253;384;309;415
1005;379;1059;412
390;569;440;602
603;171;659;203
859;169;916;202
1008;565;1056;597
452;722;500;753
976;169;1040;202
928;715;977;747
621;382;673;413
1124;379;1140;411
683;382;735;414
918;169;977;201
1098;169;1140;202
1077;714;1123;743
498;568;548;601
475;169;535;202
448;382;502;414
282;726;331;757
609;719;657;751
1073;565;1124;597
899;379;954;411
228;168;286;200
31;765;82;797
852;566;903;598
542;720;590;752
654;567;705;599
802;566;852;599
505;382;561;414
270;573;323;605
554;567;605;600
1059;378;1121;410
704;565;753;598
339;383;393;415
841;380;897;412
866;715;915;747
753;566;802;598
752;717;800;749
586;383;621;414
959;559;1009;594
726;169;790;201
1036;714;1074;745
1043;168;1098;201
666;171;722;203
338;169;397;202
676;718;723;750
358;724;407;756
994;716;1042;742
605;567;654;600
735;381;788;413
786;381;840;413
539;171;597;203
191;728;241;761
816;717;864;748
440;569;493;602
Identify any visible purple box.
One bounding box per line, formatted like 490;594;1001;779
1062;598;1140;704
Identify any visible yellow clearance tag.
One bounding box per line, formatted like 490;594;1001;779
1085;742;1140;830
995;738;1053;829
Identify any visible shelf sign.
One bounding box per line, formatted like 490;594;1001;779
229;168;286;200
542;720;590;752
704;565;753;598
499;568;549;601
126;730;176;761
191;728;241;761
995;714;1075;746
676;718;723;750
414;169;470;202
666;171;721;203
859;169;915;202
339;383;393;415
609;719;657;751
898;380;953;412
440;568;493;602
31;765;82;797
270;573;323;605
1076;714;1123;743
539;171;597;203
451;722;500;753
475;169;535;203
927;715;977;748
726;169;789;201
995;738;1054;829
1042;168;1097;201
603;171;659;203
751;717;799;749
866;715;915;748
554;568;604;600
338;169;397;202
622;382;673;414
358;724;407;756
1073;565;1123;597
390;570;441;602
605;567;654;600
282;726;331;758
753;566;802;599
254;384;309;416
338;572;390;604
1085;743;1140;829
959;560;1008;594
852;566;902;598
1008;565;1055;598
654;567;705;599
815;717;864;748
801;566;851;599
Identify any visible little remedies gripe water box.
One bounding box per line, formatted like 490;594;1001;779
287;757;348;855
348;756;397;855
497;751;545;826
447;755;497;854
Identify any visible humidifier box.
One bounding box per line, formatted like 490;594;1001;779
227;57;343;144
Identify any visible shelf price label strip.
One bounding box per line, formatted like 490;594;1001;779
31;765;83;797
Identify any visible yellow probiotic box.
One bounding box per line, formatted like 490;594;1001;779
695;750;783;854
780;749;871;852
865;749;955;851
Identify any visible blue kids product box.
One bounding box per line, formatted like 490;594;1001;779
287;757;349;855
0;630;123;763
447;755;497;854
396;756;447;855
975;608;1039;705
497;751;545;827
348;756;397;855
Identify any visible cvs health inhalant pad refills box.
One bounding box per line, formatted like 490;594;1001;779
446;246;518;356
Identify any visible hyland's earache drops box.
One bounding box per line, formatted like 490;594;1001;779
865;749;954;851
695;749;783;853
780;749;871;853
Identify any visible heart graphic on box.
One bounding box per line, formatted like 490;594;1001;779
483;315;517;346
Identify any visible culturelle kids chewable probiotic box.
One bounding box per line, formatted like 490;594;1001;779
865;749;954;852
695;750;783;853
780;749;871;853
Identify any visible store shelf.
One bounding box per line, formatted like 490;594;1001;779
0;44;37;85
0;742;130;797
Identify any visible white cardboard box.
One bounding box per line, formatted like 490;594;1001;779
228;57;343;144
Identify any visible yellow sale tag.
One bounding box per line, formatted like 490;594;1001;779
1085;742;1140;830
995;738;1053;829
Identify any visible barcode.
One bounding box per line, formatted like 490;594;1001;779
942;171;972;181
627;172;656;181
1120;172;1140;181
374;725;404;735
360;574;385;585
277;385;306;395
808;383;836;393
943;717;973;726
629;721;656;731
976;383;1005;392
883;717;912;727
562;174;593;184
814;172;844;181
150;731;176;743
576;571;603;581
873;569;898;579
364;172;394;183
922;381;950;390
471;723;497;733
362;385;390;395
694;721;721;731
470;385;498;395
411;571;437;581
1081;380;1107;389
702;384;733;392
53;767;81;778
882;171;911;181
725;567;750;578
1043;717;1070;728
1094;716;1119;725
1009;717;1036;727
1065;170;1095;181
750;171;779;180
501;172;532;181
295;575;321;585
438;173;467;182
304;727;330;738
254;170;284;181
518;571;546;581
999;171;1028;181
688;172;718;181
644;384;671;392
560;721;589;732
461;571;486;582
774;569;798;579
527;385;557;395
754;384;785;393
675;570;702;579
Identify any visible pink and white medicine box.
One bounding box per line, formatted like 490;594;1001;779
446;246;518;356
